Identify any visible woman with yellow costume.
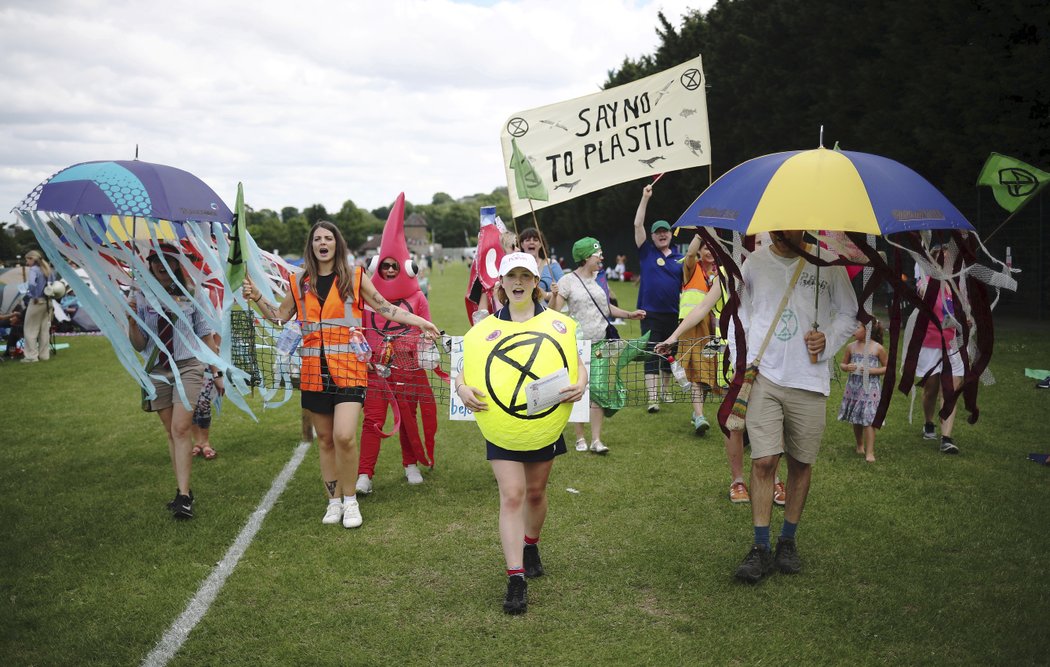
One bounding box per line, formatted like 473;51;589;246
454;252;587;615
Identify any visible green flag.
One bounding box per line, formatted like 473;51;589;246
977;152;1050;213
510;137;549;202
226;182;250;292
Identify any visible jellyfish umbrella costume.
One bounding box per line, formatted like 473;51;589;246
673;146;1016;428
359;193;439;472
13;160;273;416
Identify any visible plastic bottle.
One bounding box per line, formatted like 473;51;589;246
472;308;489;325
668;356;691;389
349;329;372;362
276;321;302;355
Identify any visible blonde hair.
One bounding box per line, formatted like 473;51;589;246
500;231;519;253
25;250;52;279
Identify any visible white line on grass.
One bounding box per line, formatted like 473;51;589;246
142;441;311;667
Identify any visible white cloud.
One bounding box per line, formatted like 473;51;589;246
0;0;714;218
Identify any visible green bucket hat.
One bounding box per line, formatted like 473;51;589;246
572;237;602;262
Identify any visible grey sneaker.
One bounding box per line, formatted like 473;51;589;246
774;538;801;574
404;464;424;485
693;414;710;436
923;422;937;439
734;545;774;583
355;474;373;495
940;438;959;455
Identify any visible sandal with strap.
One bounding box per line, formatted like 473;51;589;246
201;446;217;460
191;445;203;457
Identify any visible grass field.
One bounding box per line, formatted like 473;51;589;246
2;260;1049;666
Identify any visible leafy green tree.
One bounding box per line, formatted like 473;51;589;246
280;207;300;224
303;204;329;227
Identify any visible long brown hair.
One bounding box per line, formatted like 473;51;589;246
301;221;354;301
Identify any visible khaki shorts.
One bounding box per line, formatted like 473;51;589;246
146;359;205;412
745;373;827;465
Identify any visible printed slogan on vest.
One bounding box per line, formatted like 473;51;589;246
500;55;710;218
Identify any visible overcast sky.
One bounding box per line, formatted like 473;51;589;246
0;0;714;221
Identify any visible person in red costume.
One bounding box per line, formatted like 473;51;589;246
356;194;440;495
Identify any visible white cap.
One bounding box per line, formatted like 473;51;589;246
498;251;540;278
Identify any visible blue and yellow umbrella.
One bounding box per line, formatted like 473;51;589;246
673;147;974;235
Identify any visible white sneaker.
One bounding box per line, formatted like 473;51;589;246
404;464;424;485
590;440;609;454
342;498;363;528
355;474;373;495
575;438;588;452
321;502;343;525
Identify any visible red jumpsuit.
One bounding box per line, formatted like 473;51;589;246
358;292;438;478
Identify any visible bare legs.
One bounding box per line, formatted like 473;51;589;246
750;452;810;527
922;373;964;437
572;405;605;444
310;401;363;499
158;402;194;496
491;459;554;569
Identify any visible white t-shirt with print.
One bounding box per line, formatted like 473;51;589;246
557;272;612;342
739;246;858;396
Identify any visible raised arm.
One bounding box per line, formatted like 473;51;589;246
683;233;701;281
634;185;653;248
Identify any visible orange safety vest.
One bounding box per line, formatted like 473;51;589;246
291;266;366;391
679;261;710;319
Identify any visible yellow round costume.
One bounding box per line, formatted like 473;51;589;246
462;309;578;451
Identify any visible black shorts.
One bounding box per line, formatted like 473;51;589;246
641;312;678;375
301;385;367;414
486;436;567;462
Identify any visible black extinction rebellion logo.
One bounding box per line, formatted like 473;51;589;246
370;298;413;334
485;331;569;420
999;167;1040;199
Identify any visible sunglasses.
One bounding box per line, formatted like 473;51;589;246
380;262;399;270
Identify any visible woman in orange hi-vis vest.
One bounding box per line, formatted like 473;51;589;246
244;221;440;530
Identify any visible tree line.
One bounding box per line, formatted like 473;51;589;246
5;0;1047;268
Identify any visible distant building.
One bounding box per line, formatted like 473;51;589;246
357;212;430;258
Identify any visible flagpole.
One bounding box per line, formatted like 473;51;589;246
984;180;1050;243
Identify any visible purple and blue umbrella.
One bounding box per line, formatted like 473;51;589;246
17;159;232;225
673;147;974;235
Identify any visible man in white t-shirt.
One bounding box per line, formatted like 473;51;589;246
733;230;858;584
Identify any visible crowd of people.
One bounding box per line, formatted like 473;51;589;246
7;184;994;615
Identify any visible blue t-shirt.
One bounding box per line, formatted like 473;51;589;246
637;241;683;314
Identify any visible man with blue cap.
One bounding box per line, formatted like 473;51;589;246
633;184;684;412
